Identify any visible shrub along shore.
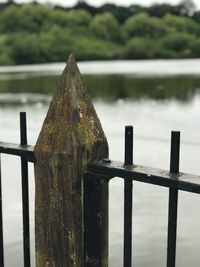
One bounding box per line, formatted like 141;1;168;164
0;0;200;65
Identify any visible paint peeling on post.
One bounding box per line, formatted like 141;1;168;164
34;54;109;267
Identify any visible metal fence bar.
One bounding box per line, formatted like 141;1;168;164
0;142;35;162
0;155;4;267
123;179;133;267
167;131;180;267
124;126;133;165
170;132;180;174
123;126;133;267
20;112;31;267
89;158;200;194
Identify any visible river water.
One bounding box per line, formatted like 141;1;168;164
1;59;200;267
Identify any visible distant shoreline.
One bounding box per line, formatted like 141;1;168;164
0;2;200;66
1;59;200;76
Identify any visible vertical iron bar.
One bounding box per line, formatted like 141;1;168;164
20;112;30;267
124;126;133;165
124;180;133;267
170;131;180;174
0;155;4;267
167;131;180;267
123;126;133;267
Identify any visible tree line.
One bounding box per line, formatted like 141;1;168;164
0;0;200;65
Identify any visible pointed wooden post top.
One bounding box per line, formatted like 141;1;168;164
35;53;108;158
34;54;108;267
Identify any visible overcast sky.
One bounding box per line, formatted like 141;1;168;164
1;0;200;10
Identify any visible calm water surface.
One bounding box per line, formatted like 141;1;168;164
1;59;200;267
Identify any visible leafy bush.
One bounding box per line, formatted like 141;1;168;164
163;14;199;34
160;32;195;50
190;38;200;57
72;36;122;60
123;37;156;59
123;12;171;39
0;4;53;33
160;32;195;57
64;9;92;27
5;33;42;64
89;12;121;42
38;26;75;62
0;35;13;65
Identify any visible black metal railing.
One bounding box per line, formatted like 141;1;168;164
1;112;200;267
0;154;4;267
88;127;200;267
0;112;34;267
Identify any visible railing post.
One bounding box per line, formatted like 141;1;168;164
34;54;108;267
167;131;180;267
84;173;109;267
123;126;133;267
0;155;4;267
20;112;31;267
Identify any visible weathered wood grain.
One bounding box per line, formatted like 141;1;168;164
34;54;108;267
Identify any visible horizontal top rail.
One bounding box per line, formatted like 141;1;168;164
0;142;35;162
89;160;200;194
1;141;200;194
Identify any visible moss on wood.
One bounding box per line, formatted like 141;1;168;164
34;54;108;267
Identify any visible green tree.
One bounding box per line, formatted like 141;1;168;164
0;4;53;33
72;36;121;60
123;37;156;59
163;13;199;34
5;33;42;64
47;9;92;35
73;1;97;16
123;12;171;39
38;26;74;62
89;12;121;42
190;38;200;57
160;32;195;57
98;4;132;24
0;34;13;65
193;11;200;24
147;4;182;17
64;9;92;27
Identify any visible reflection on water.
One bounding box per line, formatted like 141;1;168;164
1;73;200;102
1;61;200;267
0;93;51;106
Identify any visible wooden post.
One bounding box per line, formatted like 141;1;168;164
34;54;109;267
